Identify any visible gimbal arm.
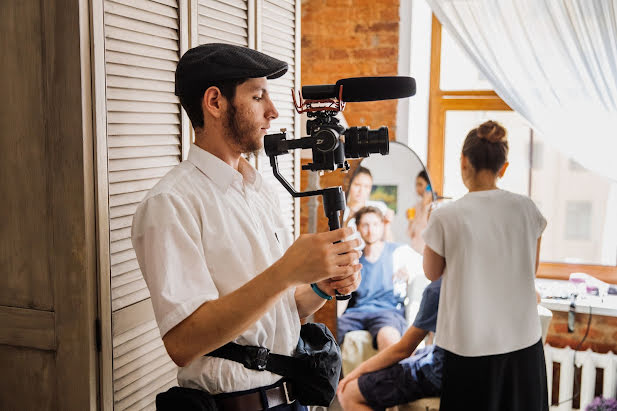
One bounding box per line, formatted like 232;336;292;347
268;155;351;300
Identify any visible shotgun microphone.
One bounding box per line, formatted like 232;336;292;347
301;76;416;102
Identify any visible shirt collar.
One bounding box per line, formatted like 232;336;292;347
187;144;262;192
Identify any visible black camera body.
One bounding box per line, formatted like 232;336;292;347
305;111;389;171
264;111;389;172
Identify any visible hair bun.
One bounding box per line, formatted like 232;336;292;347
477;120;506;143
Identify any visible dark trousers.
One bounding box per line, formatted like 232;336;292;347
440;339;548;411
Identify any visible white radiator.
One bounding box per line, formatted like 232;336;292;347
545;344;617;410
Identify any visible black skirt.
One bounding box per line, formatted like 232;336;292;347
439;339;548;411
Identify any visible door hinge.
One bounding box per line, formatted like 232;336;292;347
95;318;102;352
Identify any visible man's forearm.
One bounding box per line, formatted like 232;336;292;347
163;260;291;367
294;284;327;319
354;327;426;376
354;343;410;376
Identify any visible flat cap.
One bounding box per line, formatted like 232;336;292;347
175;43;288;96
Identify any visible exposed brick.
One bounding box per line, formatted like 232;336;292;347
329;61;374;77
302;0;327;10
380;7;400;22
352;0;397;7
314;299;337;336
325;0;353;6
301;36;312;48
376;62;398;75
369;22;399;32
329;49;350;60
303;47;329;61
352;47;397;60
312;8;352;27
319;35;364;49
375;33;399;47
546;311;617;354
302;0;401;332
353;7;382;25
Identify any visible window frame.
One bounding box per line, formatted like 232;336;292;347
426;16;617;284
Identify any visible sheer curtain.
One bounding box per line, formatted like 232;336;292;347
426;0;617;180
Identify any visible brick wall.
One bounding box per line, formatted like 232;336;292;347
301;0;401;331
300;0;401;234
301;0;400;140
546;311;617;354
546;311;617;406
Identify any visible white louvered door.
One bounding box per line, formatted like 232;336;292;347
197;0;252;47
106;0;183;311
96;1;299;409
256;0;300;236
103;0;186;409
196;0;299;236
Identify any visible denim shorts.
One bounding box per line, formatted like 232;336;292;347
357;350;440;411
338;309;408;349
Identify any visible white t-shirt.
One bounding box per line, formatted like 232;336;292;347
131;144;300;393
422;189;546;357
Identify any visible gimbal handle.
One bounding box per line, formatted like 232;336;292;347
269;155;352;300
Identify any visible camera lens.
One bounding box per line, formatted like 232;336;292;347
313;128;340;153
343;126;389;158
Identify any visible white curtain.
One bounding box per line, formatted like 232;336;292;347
426;0;617;180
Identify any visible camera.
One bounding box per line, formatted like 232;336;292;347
264;111;389;172
304;111;389;171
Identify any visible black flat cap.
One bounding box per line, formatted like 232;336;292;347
175;43;288;96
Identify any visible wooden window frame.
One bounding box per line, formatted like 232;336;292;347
426;16;617;284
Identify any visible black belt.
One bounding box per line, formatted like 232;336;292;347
214;380;295;411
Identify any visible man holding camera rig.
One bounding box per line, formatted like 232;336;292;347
131;43;362;410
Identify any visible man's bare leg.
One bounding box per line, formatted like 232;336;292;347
376;326;401;350
338;379;373;411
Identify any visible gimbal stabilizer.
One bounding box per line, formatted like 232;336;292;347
265;76;415;300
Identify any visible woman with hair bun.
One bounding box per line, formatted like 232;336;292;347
407;170;433;254
422;121;548;410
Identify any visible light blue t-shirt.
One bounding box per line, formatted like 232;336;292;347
411;278;444;388
346;242;402;313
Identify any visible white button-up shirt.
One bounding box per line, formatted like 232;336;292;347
131;144;300;393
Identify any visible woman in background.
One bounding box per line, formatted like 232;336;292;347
422;121;548;410
407;170;433;254
343;166;394;241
